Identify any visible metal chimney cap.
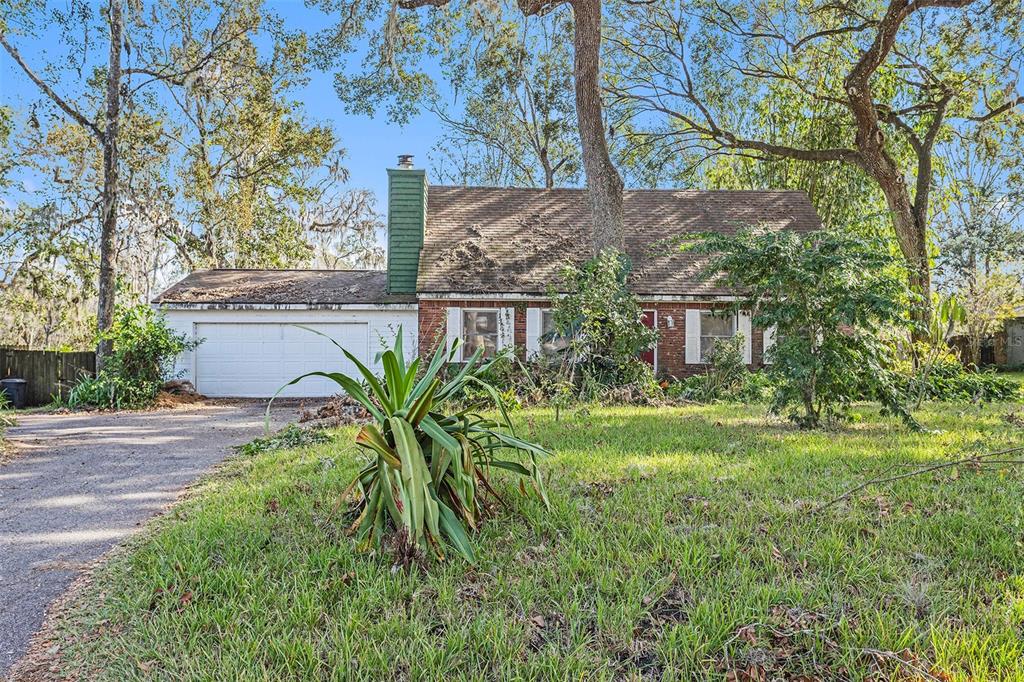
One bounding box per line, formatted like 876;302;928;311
397;154;414;169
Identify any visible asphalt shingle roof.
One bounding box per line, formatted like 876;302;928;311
153;269;413;305
419;187;822;296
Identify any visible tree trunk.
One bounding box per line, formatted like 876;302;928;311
842;0;936;333
871;175;933;334
571;0;624;255
96;0;122;370
539;146;555;189
843;117;933;334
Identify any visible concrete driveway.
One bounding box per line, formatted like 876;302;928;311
0;401;300;677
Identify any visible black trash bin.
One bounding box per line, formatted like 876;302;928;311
0;378;27;409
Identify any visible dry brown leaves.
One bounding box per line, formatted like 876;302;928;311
298;394;371;427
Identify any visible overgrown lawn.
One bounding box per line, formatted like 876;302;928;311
34;403;1024;681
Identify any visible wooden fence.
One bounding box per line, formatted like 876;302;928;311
0;348;96;406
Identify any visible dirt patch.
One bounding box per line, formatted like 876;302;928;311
152;390;205;409
298;394;370;428
1002;410;1024;428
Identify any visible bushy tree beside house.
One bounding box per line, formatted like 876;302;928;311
686;229;915;428
546;249;659;398
67;305;196;410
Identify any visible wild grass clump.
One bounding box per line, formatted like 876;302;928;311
235;424;333;456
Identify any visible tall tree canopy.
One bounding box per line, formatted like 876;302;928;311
429;12;580;189
312;0;625;253
607;0;1024;329
0;0;382;350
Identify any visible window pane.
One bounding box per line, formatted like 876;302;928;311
540;310;569;355
463;310;499;359
701;311;735;337
700;337;717;362
541;310;555;335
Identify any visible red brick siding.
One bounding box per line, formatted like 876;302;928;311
418;299;545;358
649;302;765;378
417;298;767;376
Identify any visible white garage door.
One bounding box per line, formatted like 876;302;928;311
194;322;369;398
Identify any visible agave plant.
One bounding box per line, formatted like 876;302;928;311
268;327;549;563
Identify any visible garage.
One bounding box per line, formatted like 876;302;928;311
152;269;418;398
194;322;369;398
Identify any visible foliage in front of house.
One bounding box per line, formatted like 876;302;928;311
543;248;659;400
666;334;773;404
685;229;916;428
67;305;195;410
898;352;1022;403
270;327;549;564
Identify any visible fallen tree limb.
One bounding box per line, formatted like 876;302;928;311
814;445;1024;513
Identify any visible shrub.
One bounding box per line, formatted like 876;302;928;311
686;229;916;429
665;337;775;404
68;305;194;410
545;249;659;400
691;334;748;402
901;353;1021;402
270;327;548;564
0;391;13;427
0;393;11;457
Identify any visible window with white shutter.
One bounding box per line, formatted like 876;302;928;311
446;307;463;362
525;308;542;358
699;310;736;362
684;309;701;364
738;311;752;364
498;307;515;351
462;309;500;359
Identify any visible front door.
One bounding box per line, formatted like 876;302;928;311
640;310;657;370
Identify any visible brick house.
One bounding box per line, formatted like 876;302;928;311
154;158;822;397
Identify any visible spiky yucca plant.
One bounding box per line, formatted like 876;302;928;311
269;327;549;563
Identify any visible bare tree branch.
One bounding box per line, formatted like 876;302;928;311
0;32;102;139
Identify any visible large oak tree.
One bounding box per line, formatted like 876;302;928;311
314;0;624;253
608;0;1024;329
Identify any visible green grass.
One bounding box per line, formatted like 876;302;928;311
43;404;1024;681
1000;370;1024;385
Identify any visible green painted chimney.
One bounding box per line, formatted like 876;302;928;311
386;155;427;295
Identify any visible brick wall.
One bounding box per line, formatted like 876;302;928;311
418;298;543;358
649;302;765;377
418;297;767;376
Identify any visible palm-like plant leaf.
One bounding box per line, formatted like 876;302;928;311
270;326;549;563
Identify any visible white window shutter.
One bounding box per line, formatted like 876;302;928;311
446;307;462;362
498;307;516;351
763;324;776;364
525;308;542;358
738;311;752;364
684;309;701;364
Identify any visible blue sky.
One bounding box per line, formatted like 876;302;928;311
0;0;447;210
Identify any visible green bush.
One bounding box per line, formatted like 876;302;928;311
270;327;549;564
68;305;194;410
0;391;13;427
685;335;748;402
545;249;660;401
685;228;916;428
902;354;1021;402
